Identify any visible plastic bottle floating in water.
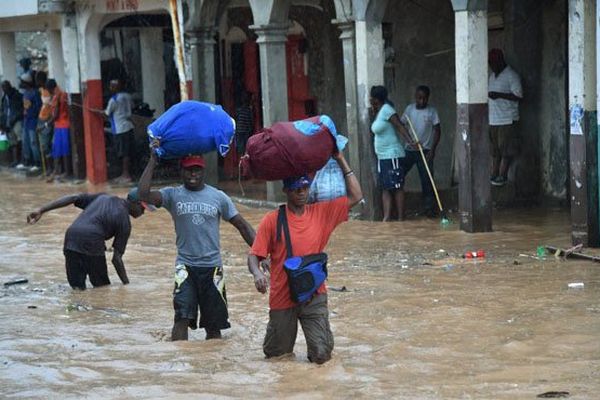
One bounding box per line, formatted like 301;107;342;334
536;246;546;258
463;250;485;259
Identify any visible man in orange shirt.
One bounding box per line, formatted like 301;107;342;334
46;79;71;182
248;151;362;364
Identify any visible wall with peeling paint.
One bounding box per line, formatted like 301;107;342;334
383;0;457;192
539;0;568;201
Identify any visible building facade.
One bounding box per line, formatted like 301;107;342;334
0;0;597;245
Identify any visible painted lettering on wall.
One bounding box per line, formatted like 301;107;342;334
106;0;139;12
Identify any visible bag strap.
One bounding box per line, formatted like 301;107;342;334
276;205;293;259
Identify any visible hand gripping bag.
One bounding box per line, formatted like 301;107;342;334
147;101;235;159
240;115;347;181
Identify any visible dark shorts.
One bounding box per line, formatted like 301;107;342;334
114;130;135;159
378;158;405;191
263;293;333;364
64;249;109;290
490;124;518;158
173;265;230;331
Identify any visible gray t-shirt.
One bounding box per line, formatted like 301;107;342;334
105;92;134;134
64;193;131;257
400;103;440;150
159;185;239;268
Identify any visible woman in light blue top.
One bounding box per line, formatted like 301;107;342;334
370;86;413;221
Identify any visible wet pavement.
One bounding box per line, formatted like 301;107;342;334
0;171;599;399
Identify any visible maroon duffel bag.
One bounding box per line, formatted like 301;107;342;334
240;117;336;180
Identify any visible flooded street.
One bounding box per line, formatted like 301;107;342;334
1;171;599;399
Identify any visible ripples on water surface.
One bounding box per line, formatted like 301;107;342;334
0;172;598;399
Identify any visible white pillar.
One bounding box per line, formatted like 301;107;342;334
454;11;488;106
187;27;218;185
188;28;217;103
252;24;289;202
354;19;384;220
47;29;65;89
61;14;81;94
453;7;492;233
252;24;289;126
568;0;598;245
0;32;17;85
140;28;166;114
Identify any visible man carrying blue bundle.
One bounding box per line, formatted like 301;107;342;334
138;149;255;341
248;151;362;364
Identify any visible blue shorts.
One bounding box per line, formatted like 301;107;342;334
52;127;71;158
378;158;405;190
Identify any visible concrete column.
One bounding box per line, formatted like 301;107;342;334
569;0;598;246
188;28;217;104
140;28;166;115
47;30;65;88
78;16;107;184
61;14;85;180
187;27;218;186
354;19;385;220
452;6;492;233
597;0;600;239
335;19;369;216
0;32;17;85
252;24;289;202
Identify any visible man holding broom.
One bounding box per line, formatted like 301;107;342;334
400;85;441;218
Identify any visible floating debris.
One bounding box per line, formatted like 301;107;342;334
330;286;347;292
3;278;28;287
567;282;584;289
537;391;570;398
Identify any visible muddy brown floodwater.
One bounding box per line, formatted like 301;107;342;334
0;171;599;399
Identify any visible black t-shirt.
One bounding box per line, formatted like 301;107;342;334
63;193;131;256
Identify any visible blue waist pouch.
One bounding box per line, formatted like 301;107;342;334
277;205;328;304
283;253;328;304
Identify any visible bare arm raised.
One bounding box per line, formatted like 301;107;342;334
332;151;363;208
138;145;163;207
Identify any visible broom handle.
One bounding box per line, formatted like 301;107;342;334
405;116;444;213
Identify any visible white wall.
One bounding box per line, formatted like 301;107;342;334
0;1;38;18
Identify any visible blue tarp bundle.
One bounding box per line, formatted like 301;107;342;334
147;101;235;159
293;115;348;150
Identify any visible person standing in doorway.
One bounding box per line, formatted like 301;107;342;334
20;73;42;173
138;151;256;341
105;79;135;184
400;85;441;217
488;48;523;187
45;79;71;182
369;85;413;221
1;80;24;168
